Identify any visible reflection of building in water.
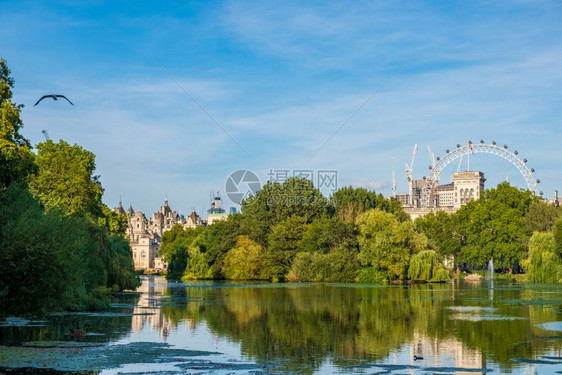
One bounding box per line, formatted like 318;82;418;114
410;333;485;374
131;276;195;339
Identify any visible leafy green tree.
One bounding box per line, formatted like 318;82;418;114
524;200;561;235
357;209;427;280
415;210;461;270
159;224;188;262
298;216;357;254
241;178;328;247
522;231;562;283
0;58;36;188
98;204;129;236
29;140;104;218
290;246;359;282
331;186;408;222
100;232;141;292
0;184;106;316
263;215;309;281
184;217;243;279
222;236;265;280
455;182;534;272
160;224;204;280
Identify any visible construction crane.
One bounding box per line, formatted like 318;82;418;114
427;145;435;169
447;153;465;182
391;157;396;199
41;129;50;141
405;143;417;206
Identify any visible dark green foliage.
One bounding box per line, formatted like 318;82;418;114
331;186;409;222
0;184;102;316
524;201;561;235
456;182;534;271
101;233;141;292
298;216;357;254
263;215;308;281
160;224;204;280
0;59;139;317
184;217;242;279
241;178;328;247
414;211;461;259
290;246;359;282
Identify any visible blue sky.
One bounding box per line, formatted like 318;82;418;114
1;0;561;216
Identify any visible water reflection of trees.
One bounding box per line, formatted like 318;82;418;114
0;293;140;346
158;282;562;373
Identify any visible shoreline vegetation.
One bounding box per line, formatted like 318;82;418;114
160;176;562;285
2;57;561;318
0;59;140;318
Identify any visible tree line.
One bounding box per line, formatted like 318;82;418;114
0;59;139;317
162;179;562;284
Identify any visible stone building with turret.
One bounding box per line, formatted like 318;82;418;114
114;198;202;270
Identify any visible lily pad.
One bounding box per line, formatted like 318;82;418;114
22;341;103;348
0;342;220;372
0;318;48;327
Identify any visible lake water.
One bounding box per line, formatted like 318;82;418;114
1;275;561;374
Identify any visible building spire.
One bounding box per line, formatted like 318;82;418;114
165;194;168;206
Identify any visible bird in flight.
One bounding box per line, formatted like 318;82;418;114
34;94;74;106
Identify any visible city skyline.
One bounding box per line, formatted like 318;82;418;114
1;1;561;214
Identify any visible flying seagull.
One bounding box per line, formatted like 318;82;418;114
34;94;74;106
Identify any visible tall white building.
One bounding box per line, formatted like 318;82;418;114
452;171;486;209
397;171;486;220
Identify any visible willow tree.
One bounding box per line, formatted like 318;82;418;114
523;231;562;283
